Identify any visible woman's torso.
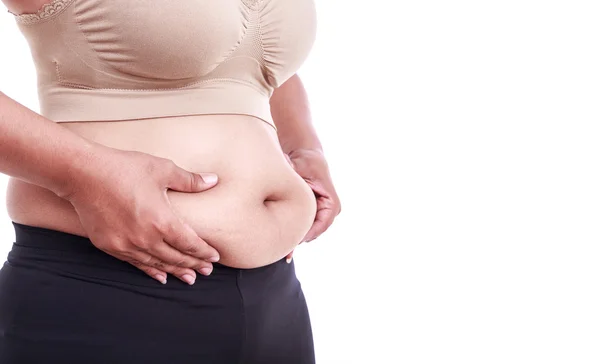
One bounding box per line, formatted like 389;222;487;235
6;115;317;269
3;0;318;268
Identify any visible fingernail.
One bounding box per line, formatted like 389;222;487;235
199;173;218;185
209;255;220;262
182;274;195;285
154;274;167;284
286;257;292;264
200;267;212;276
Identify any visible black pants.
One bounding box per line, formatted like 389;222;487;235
0;222;315;363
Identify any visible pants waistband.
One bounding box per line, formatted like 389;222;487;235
9;221;286;282
13;221;108;254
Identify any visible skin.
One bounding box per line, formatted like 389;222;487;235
0;93;222;285
270;74;342;260
2;0;341;282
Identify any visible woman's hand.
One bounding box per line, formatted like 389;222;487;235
59;143;221;285
284;148;341;262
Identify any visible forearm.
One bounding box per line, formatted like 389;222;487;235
270;74;323;155
0;91;98;198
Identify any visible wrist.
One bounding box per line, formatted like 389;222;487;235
287;148;329;173
53;140;107;201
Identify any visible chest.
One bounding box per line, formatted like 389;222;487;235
15;0;317;89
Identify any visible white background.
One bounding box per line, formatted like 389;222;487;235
1;1;600;363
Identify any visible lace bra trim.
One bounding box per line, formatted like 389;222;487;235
11;0;263;24
241;0;264;10
11;0;74;25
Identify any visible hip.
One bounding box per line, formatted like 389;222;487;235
0;222;315;363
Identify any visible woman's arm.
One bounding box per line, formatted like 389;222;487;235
0;91;96;197
270;74;341;247
269;74;323;155
0;91;220;284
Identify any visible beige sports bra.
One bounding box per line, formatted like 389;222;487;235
7;0;317;129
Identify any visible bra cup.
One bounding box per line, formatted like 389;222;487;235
73;0;245;81
259;0;317;88
13;0;318;126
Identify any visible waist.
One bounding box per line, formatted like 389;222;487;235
5;114;317;268
6;221;298;290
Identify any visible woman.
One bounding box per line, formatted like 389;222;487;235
0;0;341;362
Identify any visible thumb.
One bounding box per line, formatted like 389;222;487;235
168;168;219;192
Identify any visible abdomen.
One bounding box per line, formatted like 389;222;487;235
5;114;317;268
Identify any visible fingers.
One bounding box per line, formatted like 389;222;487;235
304;203;337;242
147;239;214;275
124;199;220;285
126;252;204;285
285;250;294;264
301;176;341;242
161;218;221;262
130;262;167;284
164;159;218;193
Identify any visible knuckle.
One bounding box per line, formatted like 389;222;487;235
166;223;186;241
105;239;129;255
147;157;174;179
161;264;181;274
162;158;177;173
153;215;173;233
189;172;200;190
128;259;142;266
176;237;202;254
151;260;166;270
173;258;191;268
140;255;154;265
158;251;186;267
183;244;199;255
92;236;116;251
134;265;149;274
188;242;211;258
116;249;138;262
130;238;151;252
171;258;186;267
144;158;160;175
170;250;196;267
127;259;152;274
